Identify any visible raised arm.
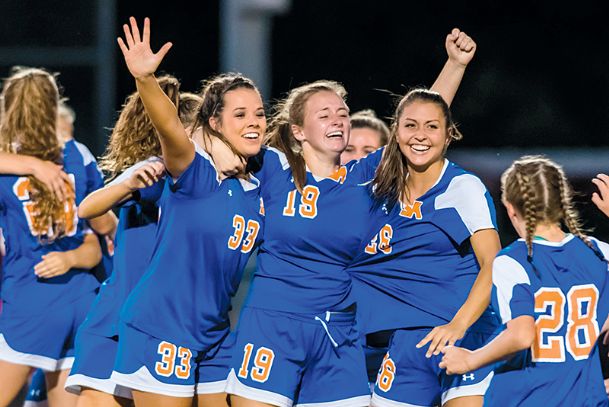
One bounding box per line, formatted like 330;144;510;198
79;161;164;219
0;152;70;200
117;17;193;177
430;28;477;106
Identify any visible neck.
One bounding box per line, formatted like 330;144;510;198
405;159;445;202
532;223;566;242
302;147;341;178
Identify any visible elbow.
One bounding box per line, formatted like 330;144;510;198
89;213;118;237
513;323;536;350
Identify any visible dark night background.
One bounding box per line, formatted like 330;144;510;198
1;0;609;244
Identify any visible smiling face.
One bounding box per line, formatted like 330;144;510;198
396;101;449;172
292;90;350;159
212;87;266;158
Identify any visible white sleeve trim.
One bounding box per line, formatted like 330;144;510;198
435;174;495;235
107;157;162;187
265;146;290;170
74;141;97;167
493;255;531;324
589;236;609;263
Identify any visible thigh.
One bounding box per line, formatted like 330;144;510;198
131;390;191;407
0;359;32;406
77;389;134;407
372;329;442;407
46;369;78;407
195;392;229;407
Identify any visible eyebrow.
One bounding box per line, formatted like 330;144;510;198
403;117;440;123
316;107;349;114
232;106;265;111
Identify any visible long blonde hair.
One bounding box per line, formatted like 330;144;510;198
501;155;603;263
99;75;180;180
265;80;347;192
0;66;71;241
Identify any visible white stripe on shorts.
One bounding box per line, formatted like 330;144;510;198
65;373;133;399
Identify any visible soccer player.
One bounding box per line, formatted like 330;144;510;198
348;88;501;407
440;155;609;406
65;75;180;407
0;67;104;407
110;17;265;407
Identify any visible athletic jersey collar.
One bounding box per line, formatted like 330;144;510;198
518;233;575;247
307;165;348;184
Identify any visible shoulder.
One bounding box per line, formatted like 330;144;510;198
73;140;98;167
588;236;609;260
493;249;531;287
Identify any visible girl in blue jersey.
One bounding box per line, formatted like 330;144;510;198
65;75;181;407
223;31;478;407
346;88;501;407
111;18;265;407
440;156;609;407
0;67;104;407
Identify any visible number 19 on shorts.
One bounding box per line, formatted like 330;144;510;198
238;343;275;383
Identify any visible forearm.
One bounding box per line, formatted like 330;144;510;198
0;152;40;175
451;266;492;330
78;183;133;219
430;59;467;107
65;234;102;269
88;212;118;239
135;75;193;175
468;322;533;370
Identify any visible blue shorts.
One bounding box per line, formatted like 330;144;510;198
372;328;494;407
225;306;370;407
64;330;132;398
111;323;233;397
0;292;95;371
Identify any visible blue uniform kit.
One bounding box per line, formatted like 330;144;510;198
348;159;499;406
65;157;164;398
111;151;263;397
226;147;374;407
486;235;609;407
0;140;102;371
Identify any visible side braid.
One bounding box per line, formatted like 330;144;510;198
557;169;606;262
515;168;537;259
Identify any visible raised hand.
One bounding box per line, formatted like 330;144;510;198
415;319;467;358
592;174;609;218
446;28;476;67
117;17;173;79
123;160;165;191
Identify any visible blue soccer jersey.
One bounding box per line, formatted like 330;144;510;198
486;235;609;406
348;160;498;335
0;144;100;314
119;151;263;351
79;158;164;338
244;147;373;313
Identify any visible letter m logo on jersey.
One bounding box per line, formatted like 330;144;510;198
399;200;423;220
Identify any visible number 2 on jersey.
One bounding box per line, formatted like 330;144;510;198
532;284;599;362
13;176;78;238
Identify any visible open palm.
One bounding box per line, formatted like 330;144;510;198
117;17;172;79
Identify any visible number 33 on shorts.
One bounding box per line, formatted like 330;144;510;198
155;341;193;379
238;343;275;383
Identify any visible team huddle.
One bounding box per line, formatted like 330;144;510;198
1;16;608;407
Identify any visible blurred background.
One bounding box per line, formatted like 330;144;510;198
2;2;609;403
2;0;609;311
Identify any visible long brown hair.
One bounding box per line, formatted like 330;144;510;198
265;80;347;192
372;88;461;207
501;155;602;262
0;66;68;241
189;73;260;163
99;75;180;180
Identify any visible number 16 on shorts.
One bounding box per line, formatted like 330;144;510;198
238;343;275;383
